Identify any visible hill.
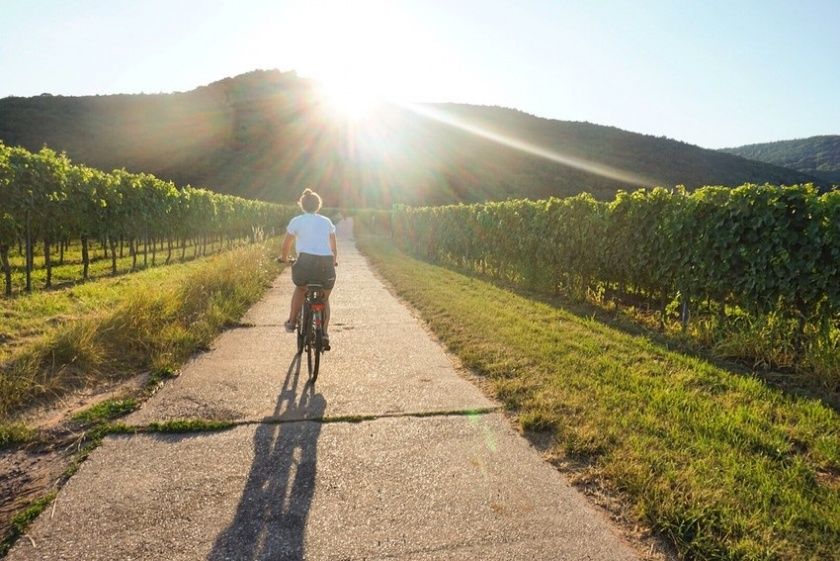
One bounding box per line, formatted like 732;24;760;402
0;69;820;207
721;136;840;184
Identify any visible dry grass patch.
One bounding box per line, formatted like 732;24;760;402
0;240;281;419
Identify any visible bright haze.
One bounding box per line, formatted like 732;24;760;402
2;0;838;149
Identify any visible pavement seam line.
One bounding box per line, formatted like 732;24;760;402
104;406;503;436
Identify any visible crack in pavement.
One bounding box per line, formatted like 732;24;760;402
109;406;504;436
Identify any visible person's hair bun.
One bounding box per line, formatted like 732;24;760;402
298;187;323;212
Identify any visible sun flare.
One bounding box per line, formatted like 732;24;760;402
318;79;381;121
285;1;428;118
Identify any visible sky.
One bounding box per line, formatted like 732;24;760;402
1;0;838;148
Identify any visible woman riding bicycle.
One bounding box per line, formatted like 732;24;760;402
281;188;338;348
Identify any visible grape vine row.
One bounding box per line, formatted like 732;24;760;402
390;185;839;374
0;143;296;295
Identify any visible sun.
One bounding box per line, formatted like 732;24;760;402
282;1;429;119
318;78;381;121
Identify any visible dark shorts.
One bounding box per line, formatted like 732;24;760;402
292;253;336;290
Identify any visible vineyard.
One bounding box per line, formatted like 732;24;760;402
0;141;298;421
376;185;840;382
0;142;296;296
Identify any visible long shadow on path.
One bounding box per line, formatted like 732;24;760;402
208;354;326;561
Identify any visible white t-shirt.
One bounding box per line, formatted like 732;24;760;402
287;213;336;256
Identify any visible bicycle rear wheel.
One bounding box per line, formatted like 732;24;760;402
311;329;322;381
296;306;308;356
306;340;313;376
305;308;316;376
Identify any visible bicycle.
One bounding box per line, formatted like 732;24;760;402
296;283;327;381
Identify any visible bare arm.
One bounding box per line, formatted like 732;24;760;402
330;233;338;266
281;233;295;261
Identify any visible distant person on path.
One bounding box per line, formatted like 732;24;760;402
280;188;338;348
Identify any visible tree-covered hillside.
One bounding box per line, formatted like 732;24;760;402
721;136;840;184
0;70;820;207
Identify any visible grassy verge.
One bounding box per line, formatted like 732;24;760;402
0;240;282;419
0;242;257;362
0;245;278;557
360;238;840;561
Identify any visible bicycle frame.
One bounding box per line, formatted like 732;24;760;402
297;283;326;380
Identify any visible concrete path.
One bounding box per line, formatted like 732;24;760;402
8;220;640;561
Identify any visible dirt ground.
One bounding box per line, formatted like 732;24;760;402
1;374;147;548
0;435;74;545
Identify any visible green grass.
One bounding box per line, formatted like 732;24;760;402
9;493;56;534
146;419;235;433
360;238;840;561
71;398;139;424
0;492;57;556
0;240;282;420
0;422;35;449
144;366;180;393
